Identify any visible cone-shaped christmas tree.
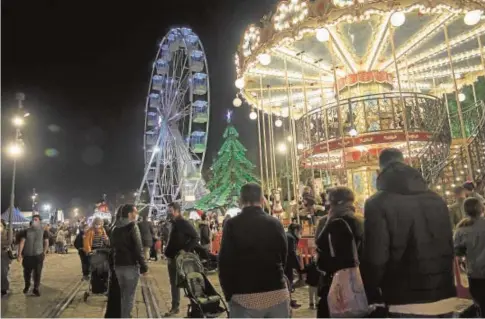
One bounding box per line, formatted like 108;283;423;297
195;113;259;210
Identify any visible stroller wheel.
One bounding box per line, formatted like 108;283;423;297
83;291;89;302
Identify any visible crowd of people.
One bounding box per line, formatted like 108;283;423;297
1;147;484;318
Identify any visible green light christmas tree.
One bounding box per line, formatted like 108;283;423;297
195;111;259;210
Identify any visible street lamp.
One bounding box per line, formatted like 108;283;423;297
12;116;25;127
43;204;51;211
7;92;26;245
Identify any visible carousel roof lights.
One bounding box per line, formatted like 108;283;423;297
246;67;322;82
403;23;485;68
464;10;483;26
390;11;406;27
316;28;330;42
275;118;283;127
458;93;466;102
243;25;261;57
249;109;258;120
413;65;482;80
235;77;245;89
381;13;456;70
272;47;332;74
408;47;485;74
258;53;272;66
273;0;308;31
233;97;242;107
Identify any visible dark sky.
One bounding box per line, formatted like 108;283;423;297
1;0;276;216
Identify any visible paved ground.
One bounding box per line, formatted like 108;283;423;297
2;252;473;318
149;258;316;318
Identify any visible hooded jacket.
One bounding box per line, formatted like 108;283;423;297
454;217;485;279
361;162;455;305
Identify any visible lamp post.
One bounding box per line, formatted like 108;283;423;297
7;92;27;245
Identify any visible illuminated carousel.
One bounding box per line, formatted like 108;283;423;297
234;0;485;211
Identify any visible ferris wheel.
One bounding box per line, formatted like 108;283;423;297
137;27;210;216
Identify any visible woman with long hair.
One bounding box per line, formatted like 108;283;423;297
315;187;364;318
110;204;148;318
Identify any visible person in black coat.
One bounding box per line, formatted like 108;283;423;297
218;183;290;318
105;211;121;319
315;187;364;318
361;148;456;317
285;223;303;309
137;216;154;261
198;213;211;251
164;202;199;317
74;224;90;279
302;257;320;309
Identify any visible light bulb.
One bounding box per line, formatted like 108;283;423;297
297;143;304;150
233;97;242;107
153;146;160;153
12;116;24;127
458;93;466;102
275;118;283;127
249;110;257;120
349;128;358;136
390;12;406;27
235;78;245;89
278;143;287;153
287;135;292;142
464;10;482;26
7;143;23;157
316;28;330;42
281;107;289;118
258;53;271;66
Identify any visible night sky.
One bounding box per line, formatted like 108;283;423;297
1;0;277;216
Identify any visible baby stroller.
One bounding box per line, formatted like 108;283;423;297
193;244;218;272
176;252;228;318
84;248;110;301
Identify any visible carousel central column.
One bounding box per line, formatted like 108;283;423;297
256;92;265;191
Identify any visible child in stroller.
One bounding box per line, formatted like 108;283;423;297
83;248;110;301
193;244;218;272
176;252;228;318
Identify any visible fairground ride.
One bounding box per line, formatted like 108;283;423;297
234;0;485;211
136;27;210;218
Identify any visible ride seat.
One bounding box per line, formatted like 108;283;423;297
186;272;220;305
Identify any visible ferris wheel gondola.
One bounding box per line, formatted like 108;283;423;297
137;27;210;217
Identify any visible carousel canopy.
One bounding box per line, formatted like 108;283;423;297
235;0;485;119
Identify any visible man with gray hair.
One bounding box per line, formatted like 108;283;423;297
17;214;49;296
362;148;456;317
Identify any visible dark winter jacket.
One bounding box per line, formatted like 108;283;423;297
316;209;364;275
164;218;199;259
198;221;211;246
218;206;288;301
285;232;300;271
138;220;154;248
361;162;455;305
74;231;84;250
110;219;148;274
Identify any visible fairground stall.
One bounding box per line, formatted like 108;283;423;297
234;0;485;213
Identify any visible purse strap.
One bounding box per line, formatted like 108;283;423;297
328;218;360;265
